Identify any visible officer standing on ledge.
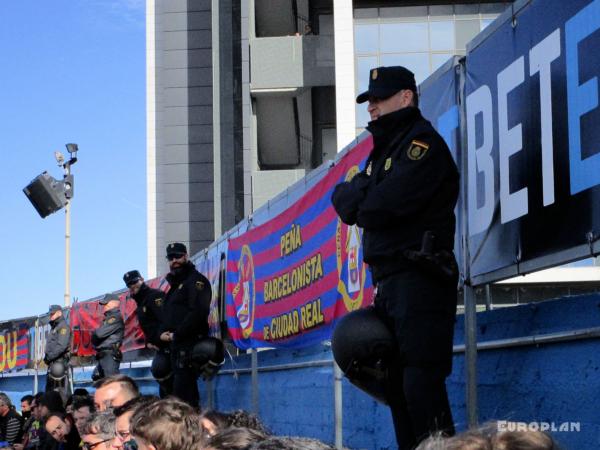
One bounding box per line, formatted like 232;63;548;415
44;305;71;396
331;66;459;448
92;293;125;379
123;269;173;397
160;242;211;408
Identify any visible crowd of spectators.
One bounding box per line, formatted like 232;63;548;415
0;375;561;450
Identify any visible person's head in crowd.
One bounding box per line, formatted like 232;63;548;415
355;66;419;121
31;392;45;420
492;428;559;450
130;398;202;450
100;293;121;314
166;243;189;275
40;391;65;418
113;396;159;450
0;392;13;417
416;424;561;450
49;304;63;322
123;270;145;296
74;388;90;397
201;427;266;450
45;411;76;443
248;436;336;450
80;411;116;450
73;396;96;435
21;394;34;418
199;410;270;438
94;374;139;411
65;395;75;414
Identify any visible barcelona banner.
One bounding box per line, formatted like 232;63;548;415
226;137;376;349
0;321;30;372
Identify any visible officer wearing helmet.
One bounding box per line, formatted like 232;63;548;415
332;66;458;448
159;242;212;407
123;269;173;397
44;305;71;396
92;293;125;379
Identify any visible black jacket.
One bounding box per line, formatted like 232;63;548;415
164;261;211;345
0;407;24;444
132;284;168;348
91;308;124;352
44;317;70;362
332;107;459;280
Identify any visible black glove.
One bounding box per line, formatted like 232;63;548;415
43;355;50;365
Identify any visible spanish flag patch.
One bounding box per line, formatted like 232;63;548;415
407;140;430;160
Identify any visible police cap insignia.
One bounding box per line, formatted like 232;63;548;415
407;140;430;160
371;68;378;80
60;328;67;335
195;281;205;290
384;158;392;171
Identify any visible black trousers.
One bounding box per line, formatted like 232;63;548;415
374;269;457;449
97;352;121;378
171;345;199;408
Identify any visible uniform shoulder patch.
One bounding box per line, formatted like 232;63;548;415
107;317;116;324
407;140;430;160
60;328;68;335
195;281;205;291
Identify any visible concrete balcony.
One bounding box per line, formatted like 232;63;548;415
250;35;334;94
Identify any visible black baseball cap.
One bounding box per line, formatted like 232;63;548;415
99;293;120;305
356;66;417;104
123;270;143;286
166;242;187;258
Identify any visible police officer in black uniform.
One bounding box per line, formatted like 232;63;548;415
44;305;71;396
92;293;125;379
332;66;459;449
159;242;211;408
123;269;173;397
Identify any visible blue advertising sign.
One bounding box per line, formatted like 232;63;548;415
465;0;600;283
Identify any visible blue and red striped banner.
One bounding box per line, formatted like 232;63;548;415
0;323;29;372
226;137;375;349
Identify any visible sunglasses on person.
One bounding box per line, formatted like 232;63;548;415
82;438;112;450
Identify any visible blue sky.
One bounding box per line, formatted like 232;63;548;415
0;1;146;319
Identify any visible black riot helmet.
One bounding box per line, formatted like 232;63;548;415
48;360;67;381
190;337;225;380
150;351;173;381
331;307;397;404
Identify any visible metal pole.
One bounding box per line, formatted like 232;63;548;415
485;284;492;311
64;197;71;307
333;362;343;449
457;57;478;427
251;349;258;414
33;318;39;393
464;285;478;427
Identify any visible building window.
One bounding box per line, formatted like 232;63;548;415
354;3;508;131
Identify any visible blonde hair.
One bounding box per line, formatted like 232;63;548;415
130;398;202;450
